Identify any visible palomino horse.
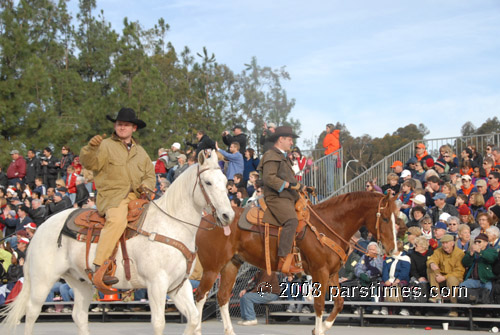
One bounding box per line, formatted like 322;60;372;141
2;150;234;335
194;192;398;335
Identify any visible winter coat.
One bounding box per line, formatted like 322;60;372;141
258;146;300;226
462;246;497;283
7;157;26;179
382;252;411;283
323;130;340;155
427;246;465;281
218;149;244;181
25;157;41;185
243;157;260;181
222;133;247;155
79;133;156;215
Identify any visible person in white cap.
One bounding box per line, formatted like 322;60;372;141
166;142;182;182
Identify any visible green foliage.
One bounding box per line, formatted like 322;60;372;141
0;0;299;165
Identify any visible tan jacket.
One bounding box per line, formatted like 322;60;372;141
80;133;156;215
427;246;465;281
258;147;300;225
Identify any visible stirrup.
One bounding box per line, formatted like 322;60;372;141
278;254;302;274
92;260;119;295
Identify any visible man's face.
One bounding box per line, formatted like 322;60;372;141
442;240;455;254
177;157;185;165
54;195;62;203
459;228;470;241
268;127;275;133
393;165;403;174
461;150;468;159
17;209;25;218
114;121;137;141
475;239;488;251
435;198;445;208
462;179;471;188
196;132;203;141
430;181;440;191
11;153;19;160
229;143;238;153
32;200;40;209
416;147;424;155
233;128;242;135
279;136;294;152
434;228;446;239
47;188;55;196
43;150;51;157
367;245;378;257
27;151;35;159
477;185;487;195
489;175;499;187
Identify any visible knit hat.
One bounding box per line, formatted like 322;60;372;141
458;204;471;216
449;167;460;175
24;222;37;230
172;142;181;150
439;213;451;222
18;237;30;244
425;158;434;168
490;205;500;219
434;159;446;169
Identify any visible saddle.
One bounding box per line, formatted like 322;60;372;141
241;196;309;275
60;199;149;294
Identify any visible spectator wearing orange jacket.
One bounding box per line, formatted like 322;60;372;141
323;123;340;156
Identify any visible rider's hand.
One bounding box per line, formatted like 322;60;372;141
289;182;301;191
89;134;106;147
305;186;316;195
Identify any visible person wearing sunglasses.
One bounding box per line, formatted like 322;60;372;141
460;233;497;293
487;171;500;194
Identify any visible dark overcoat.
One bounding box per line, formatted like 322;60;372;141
258;146;299;226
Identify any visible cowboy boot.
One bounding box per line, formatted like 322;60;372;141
94;264;119;286
277;255;302;274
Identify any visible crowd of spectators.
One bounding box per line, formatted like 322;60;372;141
346;143;500;316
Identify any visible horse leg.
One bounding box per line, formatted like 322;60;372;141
322;273;343;333
170;280;200;335
147;279;168;335
63;276;94;335
194;271;219;334
311;269;329;335
24;270;63;335
217;261;241;335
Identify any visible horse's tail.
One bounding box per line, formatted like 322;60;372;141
1;255;31;330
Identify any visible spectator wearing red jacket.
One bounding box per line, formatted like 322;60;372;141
7;150;26;186
155;148;168;177
65;166;78;204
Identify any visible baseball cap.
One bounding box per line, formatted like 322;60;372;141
18;237;30;244
416;143;426;149
177;154;187;161
401;170;411;178
449;167;460;175
267;122;277;129
54;192;63;197
461;175;472;181
432;193;446;200
172;142;181;150
56;186;68;192
10;149;19;155
476;179;487;187
406;157;417;164
391;160;403;168
475;233;489;242
434;221;447;230
439;213;451;222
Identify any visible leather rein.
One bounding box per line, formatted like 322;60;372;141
145;164;219;231
305;194;388;256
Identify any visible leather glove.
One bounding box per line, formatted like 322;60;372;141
89;134;106;147
289;182;302;191
305;186;316;195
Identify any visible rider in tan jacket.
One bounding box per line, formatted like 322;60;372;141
80;108;155;285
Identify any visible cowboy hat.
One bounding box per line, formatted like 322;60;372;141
106;108;146;129
268;126;299;142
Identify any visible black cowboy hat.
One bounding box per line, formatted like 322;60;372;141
106;107;146;129
268;126;299;141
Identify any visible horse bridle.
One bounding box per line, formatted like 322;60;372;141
306;194;389;256
144;164;220;231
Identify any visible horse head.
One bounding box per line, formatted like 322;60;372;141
372;193;398;256
196;149;235;229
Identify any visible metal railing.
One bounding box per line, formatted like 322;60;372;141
327;133;500;199
304;148;343;203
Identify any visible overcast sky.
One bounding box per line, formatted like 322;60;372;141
67;0;500;147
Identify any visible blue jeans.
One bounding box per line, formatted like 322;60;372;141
240;292;278;321
60;283;74;301
46;281;63;302
460;279;492;292
190;279;200;290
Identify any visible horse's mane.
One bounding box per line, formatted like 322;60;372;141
156;163;199;213
312;191;383;219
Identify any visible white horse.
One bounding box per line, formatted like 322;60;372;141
1;150;234;335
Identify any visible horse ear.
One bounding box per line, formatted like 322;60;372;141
198;150;206;166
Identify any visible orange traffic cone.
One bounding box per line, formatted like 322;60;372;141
99;288;121;302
